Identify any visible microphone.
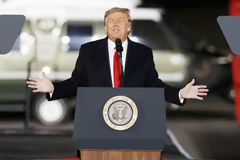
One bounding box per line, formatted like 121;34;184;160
115;38;124;87
115;38;123;55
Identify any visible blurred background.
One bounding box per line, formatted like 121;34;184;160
0;0;239;159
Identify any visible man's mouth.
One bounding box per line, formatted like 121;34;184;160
113;29;119;33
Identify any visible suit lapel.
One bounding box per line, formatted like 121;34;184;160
123;38;138;86
97;37;112;87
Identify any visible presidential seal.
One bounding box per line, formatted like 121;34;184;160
103;95;138;131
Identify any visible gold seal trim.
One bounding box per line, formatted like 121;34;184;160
103;95;138;131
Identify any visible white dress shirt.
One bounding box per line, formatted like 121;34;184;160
108;38;127;87
50;38;184;104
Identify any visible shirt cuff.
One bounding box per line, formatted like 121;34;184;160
179;89;184;103
49;92;53;98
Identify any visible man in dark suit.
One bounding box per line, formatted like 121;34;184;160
26;7;208;104
26;7;208;157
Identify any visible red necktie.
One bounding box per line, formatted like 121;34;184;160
114;48;122;87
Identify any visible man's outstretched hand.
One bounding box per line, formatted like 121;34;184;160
26;72;54;93
180;79;209;100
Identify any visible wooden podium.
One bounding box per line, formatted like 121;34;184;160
80;150;161;160
73;88;167;160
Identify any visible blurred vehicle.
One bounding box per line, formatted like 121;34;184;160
0;0;232;126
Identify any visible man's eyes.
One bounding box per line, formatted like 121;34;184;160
108;18;124;23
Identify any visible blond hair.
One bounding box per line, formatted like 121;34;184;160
104;7;131;26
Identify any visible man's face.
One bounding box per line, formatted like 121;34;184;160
105;11;131;42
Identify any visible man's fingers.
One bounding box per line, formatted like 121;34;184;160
28;77;38;82
26;81;36;85
33;89;39;93
28;85;38;89
195;96;203;100
198;89;209;92
42;72;47;79
196;85;207;89
197;92;207;96
187;79;195;86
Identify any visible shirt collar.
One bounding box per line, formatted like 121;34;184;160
108;38;128;51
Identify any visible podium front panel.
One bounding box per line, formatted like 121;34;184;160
73;87;167;150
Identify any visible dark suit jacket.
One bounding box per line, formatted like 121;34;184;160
46;36;185;106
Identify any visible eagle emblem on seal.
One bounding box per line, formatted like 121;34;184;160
112;105;128;121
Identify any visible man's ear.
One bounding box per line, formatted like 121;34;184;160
105;25;107;33
127;22;131;32
104;19;108;33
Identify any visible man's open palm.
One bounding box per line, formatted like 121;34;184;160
26;72;54;93
180;79;209;100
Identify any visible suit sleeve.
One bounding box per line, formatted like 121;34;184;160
144;48;186;106
46;45;88;101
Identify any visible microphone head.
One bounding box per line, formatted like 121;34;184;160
115;38;122;47
115;38;123;53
